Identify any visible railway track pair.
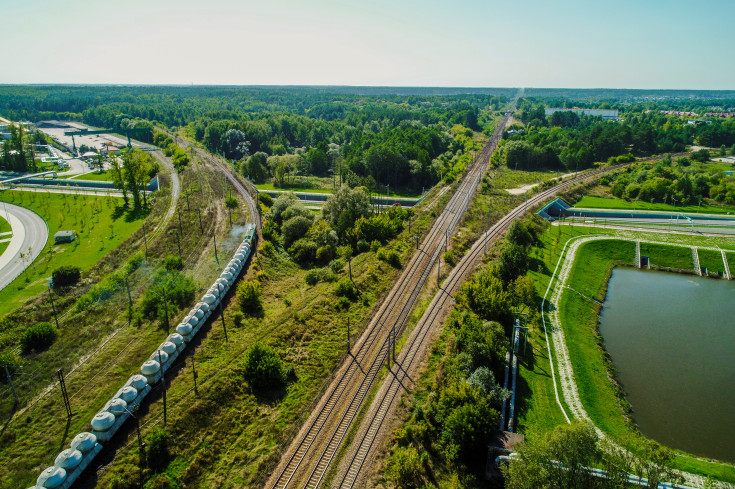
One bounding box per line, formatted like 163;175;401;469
266;103;519;489
337;162;625;487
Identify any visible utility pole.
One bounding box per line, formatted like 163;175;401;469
348;257;353;281
347;318;351;353
177;210;183;235
3;364;18;406
198;208;203;234
161;287;169;334
213;234;218;263
437;260;441;288
176;231;182;261
185;191;190;211
485;207;491;254
413;234;419;250
57;369;72;419
191;352;198;395
445;230;448;252
48;286;59;328
133;405;145;489
158;350;167;426
143;222;148;261
125;275;133;319
220;302;228;342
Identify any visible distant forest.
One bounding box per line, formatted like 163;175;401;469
2;85;735;191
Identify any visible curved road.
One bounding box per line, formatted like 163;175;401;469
0;203;48;291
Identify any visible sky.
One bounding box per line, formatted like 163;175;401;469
1;0;733;89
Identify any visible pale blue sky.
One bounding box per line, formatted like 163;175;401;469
1;0;733;89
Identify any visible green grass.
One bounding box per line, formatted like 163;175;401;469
575;195;735;215
0;241;8;257
491;167;562;190
70;170;113;181
0;214;9;234
697;248;726;274
0;190;145;317
640;242;693;271
560;239;635;437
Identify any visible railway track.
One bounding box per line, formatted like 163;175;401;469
336;162;627;488
266;97;520;489
169;135;262;233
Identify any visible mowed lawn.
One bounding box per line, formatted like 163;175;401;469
0;190;145;316
575;195;734;215
70;170;113;182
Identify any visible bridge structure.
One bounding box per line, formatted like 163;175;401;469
1;171;57;186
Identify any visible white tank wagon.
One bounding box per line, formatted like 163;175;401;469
27;224;255;489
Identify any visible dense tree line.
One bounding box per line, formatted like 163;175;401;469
603;152;735;205
494;99;735;172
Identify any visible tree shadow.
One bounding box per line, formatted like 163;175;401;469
528;256;550;275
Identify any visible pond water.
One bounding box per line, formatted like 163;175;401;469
598;268;735;462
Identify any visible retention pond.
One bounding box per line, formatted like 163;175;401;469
599;268;735;462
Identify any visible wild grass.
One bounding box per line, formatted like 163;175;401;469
697;248;726;274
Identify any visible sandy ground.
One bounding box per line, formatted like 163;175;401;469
505;172;577;195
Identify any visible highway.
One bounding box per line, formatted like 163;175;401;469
0;202;48;291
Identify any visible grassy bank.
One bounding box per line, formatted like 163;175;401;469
0;190;146;317
70;170;113;182
641;242;693;271
697;248;726;274
575;195;734;215
531;227;735;482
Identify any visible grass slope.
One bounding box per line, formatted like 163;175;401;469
575;195;735;215
70;170;113;182
0;190;145;317
641;242;693;271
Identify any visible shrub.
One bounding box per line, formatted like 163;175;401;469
282;216;313;248
163;254;183;271
335;278;357;300
387;446;423;488
0;351;21;379
335;296;351;310
232;311;245;327
356;239;370;253
260;241;275;256
140;269;196;320
315;245;335;264
52;265;81;287
262;219;278;241
237;280;263;315
329;258;345;274
289;239;318;264
305;269;322;286
146;427;170;472
243;342;284;390
258;192;274;207
370;240;381;252
378;248;401;268
20;322;57;354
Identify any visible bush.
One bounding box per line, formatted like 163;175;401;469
258;192;274;207
140;269;196;320
260;240;275;256
356;239;370;253
20;322;57;354
377;248;401;268
305;269;322;286
335;277;358;300
335;296;351;310
237;280;263;315
387;446;423;488
243;342;284;390
232;311;245;327
315;245;335;264
163;254;183;271
283;215;313;248
146;427;170;472
262;219;278;241
329;258;345;274
289;239;318;264
52;265;81;287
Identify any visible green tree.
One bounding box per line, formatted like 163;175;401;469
243;342;284;390
497;244;529;286
237;279;263;315
322;186;372;237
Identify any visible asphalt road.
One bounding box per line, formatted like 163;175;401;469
0;202;48;291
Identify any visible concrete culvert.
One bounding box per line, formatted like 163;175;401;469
70;432;97;453
37;466;66;488
54;448;83;469
91;411;115;432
